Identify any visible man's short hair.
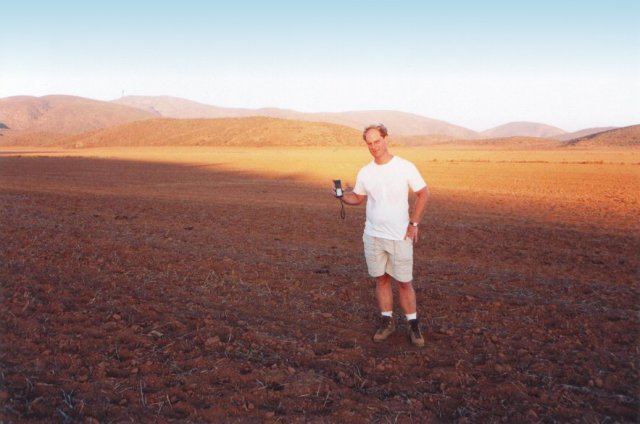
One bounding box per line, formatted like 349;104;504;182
363;123;388;140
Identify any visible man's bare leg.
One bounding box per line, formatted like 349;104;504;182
397;280;417;315
375;273;393;313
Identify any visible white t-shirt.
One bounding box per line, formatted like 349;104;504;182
353;156;427;240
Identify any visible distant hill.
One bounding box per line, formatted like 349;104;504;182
555;127;618;142
481;121;566;138
112;95;255;119
112;95;478;138
392;134;460;146
0;131;69;146
311;110;479;138
563;125;640;148
426;136;563;150
0;95;156;136
2;94;631;149
66;117;363;148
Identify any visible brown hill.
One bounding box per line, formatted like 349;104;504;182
555;127;617;141
481;121;566;138
268;108;479;138
112;95;254;119
112;96;478;138
0;95;156;136
0;131;69;147
563;125;640;148
425;136;564;150
311;110;479;138
66;117;363;148
393;134;460;146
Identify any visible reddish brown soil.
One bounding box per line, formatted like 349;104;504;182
1;153;638;423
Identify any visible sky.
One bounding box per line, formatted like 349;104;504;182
1;0;639;132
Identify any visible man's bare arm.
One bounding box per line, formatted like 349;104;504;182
410;186;429;224
405;186;430;242
340;190;366;206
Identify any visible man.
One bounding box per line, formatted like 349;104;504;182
336;124;429;347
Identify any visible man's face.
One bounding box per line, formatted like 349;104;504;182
364;129;388;159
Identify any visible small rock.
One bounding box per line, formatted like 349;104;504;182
50;302;64;313
205;336;221;348
287;367;296;375
149;330;163;338
103;322;118;331
408;398;423;409
265;411;275;418
594;377;604;388
85;418;100;424
118;348;135;360
33;358;46;372
172;402;192;416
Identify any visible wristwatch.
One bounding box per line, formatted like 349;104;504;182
409;222;419;227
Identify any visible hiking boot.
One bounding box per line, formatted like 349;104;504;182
408;319;425;347
373;316;396;342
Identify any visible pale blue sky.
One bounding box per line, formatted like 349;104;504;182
2;0;638;131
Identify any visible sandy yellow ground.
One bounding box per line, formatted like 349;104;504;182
2;146;639;232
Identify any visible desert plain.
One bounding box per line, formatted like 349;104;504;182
1;144;639;423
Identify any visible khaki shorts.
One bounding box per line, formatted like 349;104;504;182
363;234;413;283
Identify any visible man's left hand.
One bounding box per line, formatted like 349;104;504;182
405;225;419;244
